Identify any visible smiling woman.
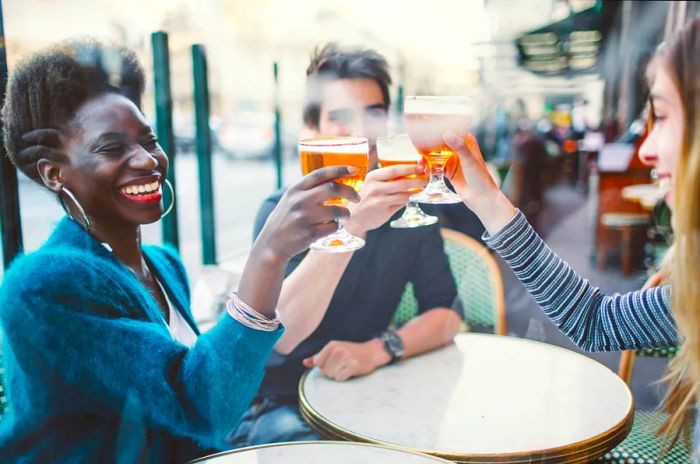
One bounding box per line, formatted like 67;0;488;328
51;93;169;232
0;39;362;463
442;18;700;461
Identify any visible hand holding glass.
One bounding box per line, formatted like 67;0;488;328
376;135;437;228
404;96;473;204
299;137;369;252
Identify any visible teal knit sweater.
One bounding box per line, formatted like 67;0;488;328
0;217;282;463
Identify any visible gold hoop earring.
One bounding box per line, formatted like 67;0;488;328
161;179;175;218
60;187;91;233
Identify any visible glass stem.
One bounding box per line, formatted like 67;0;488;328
431;163;445;186
405;201;420;212
336;217;346;235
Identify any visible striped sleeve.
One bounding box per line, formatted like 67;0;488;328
484;210;678;352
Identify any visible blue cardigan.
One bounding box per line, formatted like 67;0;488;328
0;217;282;463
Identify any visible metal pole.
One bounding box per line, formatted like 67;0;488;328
273;62;283;189
617;1;633;127
151;31;179;250
0;0;23;269
396;84;404;117
192;44;217;265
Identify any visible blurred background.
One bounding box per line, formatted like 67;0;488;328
2;0;698;412
4;0;611;271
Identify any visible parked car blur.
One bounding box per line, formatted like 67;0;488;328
217;112;275;160
171;111;300;161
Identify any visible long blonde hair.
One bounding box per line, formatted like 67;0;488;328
652;17;700;452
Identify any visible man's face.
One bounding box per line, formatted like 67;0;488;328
315;77;388;168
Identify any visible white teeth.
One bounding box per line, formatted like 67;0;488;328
121;181;161;195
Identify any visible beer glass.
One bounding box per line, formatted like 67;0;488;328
404;96;472;204
376;135;437;228
299;137;369;252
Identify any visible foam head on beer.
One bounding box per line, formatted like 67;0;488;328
404;96;473;165
376;134;422;166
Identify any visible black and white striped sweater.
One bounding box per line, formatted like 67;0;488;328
484;210;678;351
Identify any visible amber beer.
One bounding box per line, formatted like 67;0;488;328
378;148;422;193
299;137;368;207
378;151;420;171
298;137;369;252
380;145;461;192
379;156;419;172
375;134;439;228
402;96;472;204
376;133;421;171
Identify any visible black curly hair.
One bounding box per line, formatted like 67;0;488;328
303;43;392;129
2;39;145;184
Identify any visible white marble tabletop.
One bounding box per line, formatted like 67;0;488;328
191;441;453;463
300;334;633;461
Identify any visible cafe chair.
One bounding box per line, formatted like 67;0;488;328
599;409;691;464
597;212;650;275
600;274;689;463
601;346;690;463
618;347;680;386
391;228;507;335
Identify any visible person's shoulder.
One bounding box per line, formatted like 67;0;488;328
0;246;112;307
5;246;105;281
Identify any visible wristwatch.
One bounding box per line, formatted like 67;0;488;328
379;330;404;365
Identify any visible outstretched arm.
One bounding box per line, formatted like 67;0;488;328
443;132;678;351
270;164;428;354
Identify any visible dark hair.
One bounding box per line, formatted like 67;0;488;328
303;43;392;129
2;39;145;183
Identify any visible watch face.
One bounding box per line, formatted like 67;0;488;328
382;331;404;358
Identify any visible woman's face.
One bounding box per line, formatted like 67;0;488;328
638;64;685;210
60;93;168;228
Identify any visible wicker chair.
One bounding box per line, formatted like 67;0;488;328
391;228;507;335
600;409;691;463
599;277;690;463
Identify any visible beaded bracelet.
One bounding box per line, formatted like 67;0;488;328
226;292;280;332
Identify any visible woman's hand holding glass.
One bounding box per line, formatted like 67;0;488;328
442;131;517;235
255;166;362;261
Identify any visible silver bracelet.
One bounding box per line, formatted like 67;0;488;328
226;292;280;332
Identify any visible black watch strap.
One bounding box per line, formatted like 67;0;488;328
379;330;404;365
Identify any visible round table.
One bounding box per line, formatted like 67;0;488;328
299;334;633;463
190;441;454;463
